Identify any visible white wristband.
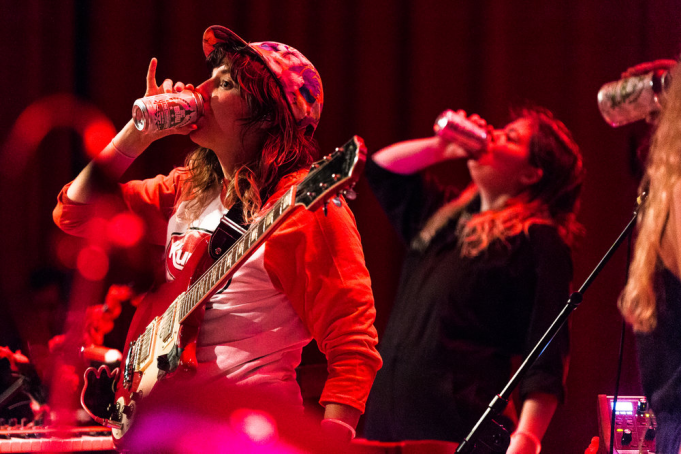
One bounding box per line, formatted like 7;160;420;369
320;418;356;439
511;430;541;454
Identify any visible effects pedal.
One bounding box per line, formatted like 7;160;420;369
597;395;656;453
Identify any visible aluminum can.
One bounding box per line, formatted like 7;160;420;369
434;109;488;157
132;91;204;133
597;71;672;127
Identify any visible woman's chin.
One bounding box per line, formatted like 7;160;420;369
189;129;207;147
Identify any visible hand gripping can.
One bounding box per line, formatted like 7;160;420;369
433;109;489;158
132;91;204;133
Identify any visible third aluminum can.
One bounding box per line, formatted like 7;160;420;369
597;71;672;127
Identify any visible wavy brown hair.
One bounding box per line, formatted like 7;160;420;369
419;106;584;257
179;41;319;223
620;62;681;333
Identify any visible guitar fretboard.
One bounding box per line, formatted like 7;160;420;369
131;137;363;372
177;185;296;322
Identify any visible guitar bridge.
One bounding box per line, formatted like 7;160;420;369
107;402;123;423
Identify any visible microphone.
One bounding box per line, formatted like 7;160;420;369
597;70;672;127
433;110;489;158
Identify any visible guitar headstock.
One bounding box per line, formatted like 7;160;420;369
295;136;367;211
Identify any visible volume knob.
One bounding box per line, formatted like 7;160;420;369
645;425;656;441
621;429;633;445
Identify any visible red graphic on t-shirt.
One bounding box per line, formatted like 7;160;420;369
165;229;211;280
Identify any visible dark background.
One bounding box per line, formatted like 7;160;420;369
2;1;681;451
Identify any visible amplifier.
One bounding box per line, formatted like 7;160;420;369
597;395;657;453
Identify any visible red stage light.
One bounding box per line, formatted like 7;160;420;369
83;218;110;244
76;245;109;281
83;120;116;159
107;212;145;247
230;408;278;445
0;94;116;178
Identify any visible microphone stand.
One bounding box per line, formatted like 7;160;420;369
456;199;642;453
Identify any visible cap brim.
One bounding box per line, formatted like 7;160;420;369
202;26;250;58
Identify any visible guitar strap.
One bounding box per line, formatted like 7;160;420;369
209;199;249;260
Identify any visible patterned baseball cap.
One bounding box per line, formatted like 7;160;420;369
203;25;323;135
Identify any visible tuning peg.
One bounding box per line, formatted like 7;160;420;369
332;196;342;207
323;201;329;217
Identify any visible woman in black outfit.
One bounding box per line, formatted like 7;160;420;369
363;107;584;454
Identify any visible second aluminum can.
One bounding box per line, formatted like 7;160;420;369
132;91;204;133
433;109;489;157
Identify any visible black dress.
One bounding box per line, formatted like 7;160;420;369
363;160;571;442
636;266;681;453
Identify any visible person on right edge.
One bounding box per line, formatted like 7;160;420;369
362;107;585;454
619;58;681;454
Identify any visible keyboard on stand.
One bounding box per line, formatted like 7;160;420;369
0;423;113;453
352;439;459;454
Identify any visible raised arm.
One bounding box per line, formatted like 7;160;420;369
67;58;197;203
372;111;489;174
370;136;463;174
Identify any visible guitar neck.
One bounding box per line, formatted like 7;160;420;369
177;185;297;323
155;136;364;334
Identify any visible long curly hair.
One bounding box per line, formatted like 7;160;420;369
619;63;681;333
178;41;319;223
418;106;584;257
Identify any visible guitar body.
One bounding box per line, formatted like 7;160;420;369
79;136;367;450
110;238;211;448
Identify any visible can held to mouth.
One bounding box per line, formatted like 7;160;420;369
434;109;489;158
597;70;672;127
132;91;204;133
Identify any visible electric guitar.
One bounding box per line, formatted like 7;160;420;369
81;136;367;449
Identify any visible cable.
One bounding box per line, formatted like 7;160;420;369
609;223;634;454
